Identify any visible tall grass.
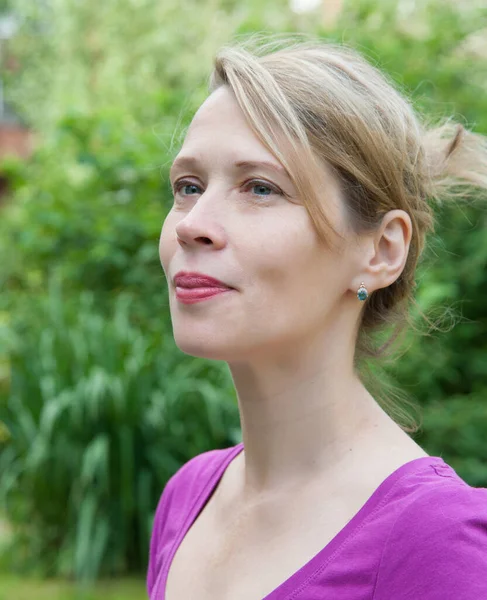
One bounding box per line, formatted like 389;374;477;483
0;574;147;600
0;280;240;583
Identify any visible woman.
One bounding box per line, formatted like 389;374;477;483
147;36;487;599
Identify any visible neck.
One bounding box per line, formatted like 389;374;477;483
227;328;408;503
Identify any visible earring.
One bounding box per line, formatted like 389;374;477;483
357;282;368;301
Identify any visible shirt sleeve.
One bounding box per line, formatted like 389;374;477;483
373;483;487;600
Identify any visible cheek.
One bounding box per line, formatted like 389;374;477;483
246;216;345;337
159;214;176;273
256;216;319;284
244;215;321;308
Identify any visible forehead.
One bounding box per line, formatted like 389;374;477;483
172;86;287;171
188;86;245;129
182;87;267;150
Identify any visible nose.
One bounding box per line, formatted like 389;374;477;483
174;194;226;250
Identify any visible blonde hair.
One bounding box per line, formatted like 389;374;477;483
207;35;487;430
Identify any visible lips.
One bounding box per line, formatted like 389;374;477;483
173;271;234;305
173;271;233;290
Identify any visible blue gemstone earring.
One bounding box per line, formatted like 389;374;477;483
357;282;368;302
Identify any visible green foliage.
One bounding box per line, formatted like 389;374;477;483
1;108;172;306
0;0;13;15
0;281;239;581
4;0;234;133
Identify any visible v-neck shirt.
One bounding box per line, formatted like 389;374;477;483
147;442;487;599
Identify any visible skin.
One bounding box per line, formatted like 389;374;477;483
159;86;427;517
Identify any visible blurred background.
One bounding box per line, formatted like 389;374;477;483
0;0;486;598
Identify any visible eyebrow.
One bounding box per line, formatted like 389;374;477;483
169;156;287;177
234;160;286;174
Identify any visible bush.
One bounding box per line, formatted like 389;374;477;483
0;281;239;580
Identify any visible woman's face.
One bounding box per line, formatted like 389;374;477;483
159;86;362;362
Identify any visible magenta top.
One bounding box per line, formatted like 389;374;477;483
147;442;487;599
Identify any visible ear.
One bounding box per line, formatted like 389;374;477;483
354;210;412;293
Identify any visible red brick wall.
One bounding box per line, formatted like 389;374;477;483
0;123;32;160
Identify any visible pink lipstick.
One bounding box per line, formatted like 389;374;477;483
174;271;234;304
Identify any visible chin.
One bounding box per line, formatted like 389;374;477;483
173;327;258;362
170;307;245;361
172;327;233;360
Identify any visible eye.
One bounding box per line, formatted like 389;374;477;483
173;180;202;196
251;183;272;196
245;180;283;198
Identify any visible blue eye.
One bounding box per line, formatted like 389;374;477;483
246;180;283;198
177;183;201;196
251;183;273;196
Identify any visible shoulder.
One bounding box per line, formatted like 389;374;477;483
152;443;239;534
147;444;241;594
165;442;244;500
373;475;487;599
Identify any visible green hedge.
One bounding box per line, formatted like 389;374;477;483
0;282;239;579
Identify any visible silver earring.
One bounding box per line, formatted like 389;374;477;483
357;282;368;301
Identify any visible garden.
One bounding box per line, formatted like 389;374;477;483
0;0;486;596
